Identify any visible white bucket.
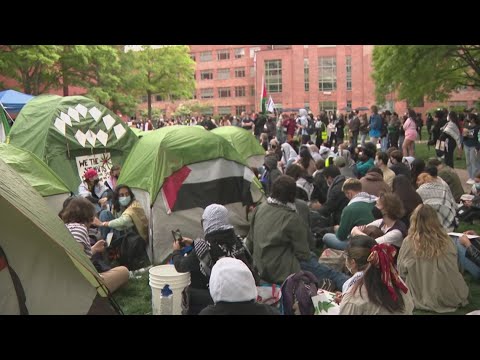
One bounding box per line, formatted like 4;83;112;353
149;265;190;315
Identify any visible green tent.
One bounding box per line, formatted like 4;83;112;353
119;125;264;263
0;143;71;213
130;127;145;137
8;95;138;193
0;158;112;314
212;126;266;168
0;104;11;143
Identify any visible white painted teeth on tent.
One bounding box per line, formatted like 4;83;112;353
96;129;108;146
113;124;126;140
54;118;66;136
102;114;116;130
86;130;97;147
68;107;80;122
243;166;255;182
75;129;87;147
75;103;88;118
89;107;102;122
60;112;72;126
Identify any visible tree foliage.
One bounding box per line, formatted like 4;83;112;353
372;45;480;105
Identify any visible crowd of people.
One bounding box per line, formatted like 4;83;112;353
61;104;480;315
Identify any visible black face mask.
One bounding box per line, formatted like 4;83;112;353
93;179;100;185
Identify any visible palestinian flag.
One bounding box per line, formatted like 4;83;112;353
261;76;267;114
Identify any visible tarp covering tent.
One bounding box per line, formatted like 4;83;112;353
0;158;113;314
0;104;10;143
0;143;71;213
119;126;264;264
8;95;138;193
212;126;266;168
0;89;34;114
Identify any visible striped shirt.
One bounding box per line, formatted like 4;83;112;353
66;223;92;258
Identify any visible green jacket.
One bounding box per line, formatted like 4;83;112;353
336;193;376;240
438;167;464;203
246;202;310;284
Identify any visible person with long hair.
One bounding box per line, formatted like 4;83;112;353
398;204;469;313
339;239;414;315
402;109;418;157
296;146;316;176
351;192;407;249
410;158;425;189
392;175;423;228
438;111;461;168
95;185;149;244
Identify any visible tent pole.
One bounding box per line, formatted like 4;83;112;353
0;102;15;124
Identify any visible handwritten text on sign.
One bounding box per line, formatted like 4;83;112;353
76;153;112;184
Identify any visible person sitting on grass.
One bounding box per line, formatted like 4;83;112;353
451;230;480;280
398;204;469;313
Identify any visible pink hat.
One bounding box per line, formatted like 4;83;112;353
84;168;98;180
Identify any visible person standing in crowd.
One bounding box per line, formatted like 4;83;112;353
387;112;401;149
462;113;480;184
402;109;418;157
438;111;461;168
340;241;414;315
297;109;311;144
359;113;369;146
398;204;469;313
368;105;382;145
241;111;254;133
335;114;345;146
349;110;360;148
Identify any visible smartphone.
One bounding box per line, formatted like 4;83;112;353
171;229;183;244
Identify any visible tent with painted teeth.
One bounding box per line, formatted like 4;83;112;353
0;143;71;213
0;158;116;315
211;126;266;168
119;125;264;264
8;95;138;193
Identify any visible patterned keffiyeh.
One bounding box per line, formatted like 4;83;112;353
267;197;297;212
367;244;408;302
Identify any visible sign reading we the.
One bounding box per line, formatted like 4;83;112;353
76;153;112;183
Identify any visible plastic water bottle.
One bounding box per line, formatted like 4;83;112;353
159;284;173;315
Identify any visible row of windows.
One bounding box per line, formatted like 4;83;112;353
200;86;254;99
192;47;261;62
201;101;339;116
200;67;252;80
265;57;352;93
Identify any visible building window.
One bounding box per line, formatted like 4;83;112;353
235;67;246;78
190;53;196;61
200;70;213;80
250;85;255;96
250;66;255;78
265;59;282;93
304;58;309;92
200;88;214;99
346;56;352;91
199;51;212;62
318;57;337;91
217;68;230;80
347;100;352;109
202;107;214;116
275;103;283;112
217;49;230;60
218;106;231;115
319;101;337;113
218;87;231;98
236;105;246;115
250;47;261;58
234;48;245;59
235;86;246;97
304;103;310;110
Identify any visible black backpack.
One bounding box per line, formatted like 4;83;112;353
108;230;150;271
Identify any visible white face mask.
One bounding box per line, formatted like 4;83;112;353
119;196;131;207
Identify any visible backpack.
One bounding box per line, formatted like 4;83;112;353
281;271;319;315
108;230;150;271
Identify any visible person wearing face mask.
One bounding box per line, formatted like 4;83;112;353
94;185;149;244
78;168;109;212
339;239;414;315
104;165;121;194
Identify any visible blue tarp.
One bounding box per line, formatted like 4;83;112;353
0;90;34;113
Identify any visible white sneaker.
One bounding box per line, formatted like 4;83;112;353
467;179;475;185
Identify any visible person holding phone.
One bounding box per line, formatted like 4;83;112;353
172;204;255;315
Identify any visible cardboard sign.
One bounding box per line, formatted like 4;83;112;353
76;153;112;183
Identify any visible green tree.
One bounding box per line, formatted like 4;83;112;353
130;46;195;119
372;45;480;105
0;45;62;95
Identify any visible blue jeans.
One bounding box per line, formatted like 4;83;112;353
398;135;405;151
322;233;349;250
465;146;480;179
381;136;388;152
300;254;350;291
453;237;480;280
99;210;123;240
360;134;367;146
